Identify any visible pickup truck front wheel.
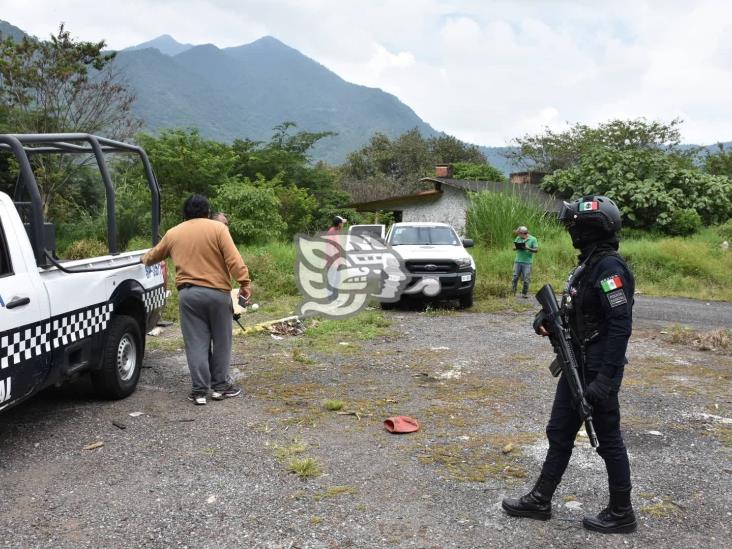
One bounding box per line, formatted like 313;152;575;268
92;314;142;399
459;291;474;309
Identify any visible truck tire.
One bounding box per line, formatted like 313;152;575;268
459;291;474;309
91;314;143;399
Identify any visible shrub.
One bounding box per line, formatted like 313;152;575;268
212;178;286;244
665;208;701;236
63;239;109;260
717;219;732;240
124;235;154;252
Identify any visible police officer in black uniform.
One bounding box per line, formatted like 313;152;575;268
502;195;637;534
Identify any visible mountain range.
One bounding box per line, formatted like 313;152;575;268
114;35;451;166
1;20;727;173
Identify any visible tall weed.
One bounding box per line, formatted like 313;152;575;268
622;231;732;299
465;191;564;248
240;242;298;300
471;231;732;301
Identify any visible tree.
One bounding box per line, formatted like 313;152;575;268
231;122;348;232
338;128;493;201
136;129;236;227
0;24;140;215
232;122;335;185
507;118;686;172
212;177;286;244
541;146;732;233
704;143;732;178
429;135;486;165
0;24;138;136
452;162;506;182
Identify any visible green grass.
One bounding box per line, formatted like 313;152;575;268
287;458;321;479
305;310;391;351
323;399;345;411
470;231;732;302
241;242;298;301
622;228;732;300
272;439;307;461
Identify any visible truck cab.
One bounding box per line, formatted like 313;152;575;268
0;133;166;412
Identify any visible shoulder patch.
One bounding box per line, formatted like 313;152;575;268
600;275;623;293
606;288;628;308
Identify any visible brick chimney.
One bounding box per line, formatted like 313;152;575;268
435;164;453;178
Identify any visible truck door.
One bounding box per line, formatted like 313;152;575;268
0;210;48;410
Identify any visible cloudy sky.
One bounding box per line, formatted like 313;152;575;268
4;0;732;146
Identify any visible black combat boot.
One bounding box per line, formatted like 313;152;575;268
501;474;557;520
583;488;637;534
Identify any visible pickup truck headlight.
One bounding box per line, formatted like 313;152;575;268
455;258;473;269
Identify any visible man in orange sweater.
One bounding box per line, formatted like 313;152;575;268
142;195;251;405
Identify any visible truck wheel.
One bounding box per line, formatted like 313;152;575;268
91;314;143;399
459;292;474;309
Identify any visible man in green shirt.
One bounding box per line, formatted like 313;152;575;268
512;225;539;298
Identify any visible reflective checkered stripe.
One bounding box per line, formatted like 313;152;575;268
143;285;166;314
0;302;113;370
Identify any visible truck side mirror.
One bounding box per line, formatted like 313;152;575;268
462;238;474;248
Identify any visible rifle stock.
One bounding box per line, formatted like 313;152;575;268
536;284;599;448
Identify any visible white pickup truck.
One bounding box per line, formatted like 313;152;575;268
0;134;167;412
383;222;476;308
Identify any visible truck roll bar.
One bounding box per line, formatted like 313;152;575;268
0;133;161;267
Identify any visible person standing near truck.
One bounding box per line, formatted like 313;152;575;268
325;215;347;302
142;195;251;405
512;225;539;298
211;212;228;227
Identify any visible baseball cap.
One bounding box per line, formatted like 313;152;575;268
516;226;528;233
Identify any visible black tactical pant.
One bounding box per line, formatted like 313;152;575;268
540;372;631;490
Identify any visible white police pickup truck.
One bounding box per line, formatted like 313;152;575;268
0;134;167;412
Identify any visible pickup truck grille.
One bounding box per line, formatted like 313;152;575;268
404;260;457;274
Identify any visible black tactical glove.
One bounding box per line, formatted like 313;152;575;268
533;310;549;335
585;374;613;405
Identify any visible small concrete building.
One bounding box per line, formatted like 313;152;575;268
348;166;562;234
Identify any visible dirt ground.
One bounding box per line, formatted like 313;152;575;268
0;306;730;548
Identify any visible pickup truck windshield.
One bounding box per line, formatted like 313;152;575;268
389;226;460;246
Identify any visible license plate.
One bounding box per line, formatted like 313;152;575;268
461;274;472;282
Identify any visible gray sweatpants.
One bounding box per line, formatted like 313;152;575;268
178;286;233;393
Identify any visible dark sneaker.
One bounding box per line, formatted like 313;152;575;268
211;385;242;400
187;392;207;405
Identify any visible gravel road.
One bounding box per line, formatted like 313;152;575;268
634;296;732;330
0;303;730;548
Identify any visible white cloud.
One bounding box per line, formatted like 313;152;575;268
3;0;732;146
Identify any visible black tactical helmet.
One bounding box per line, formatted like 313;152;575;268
559;195;622;248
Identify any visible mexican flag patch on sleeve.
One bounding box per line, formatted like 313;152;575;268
600;275;623;292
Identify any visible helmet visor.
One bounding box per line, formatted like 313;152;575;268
558;201;577;225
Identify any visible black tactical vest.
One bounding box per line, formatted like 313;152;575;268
562;249;619;347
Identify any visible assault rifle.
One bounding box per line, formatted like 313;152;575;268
535;284;599;448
